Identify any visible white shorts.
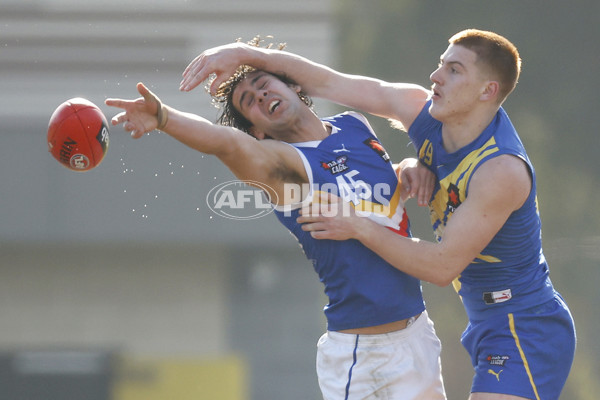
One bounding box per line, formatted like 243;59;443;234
316;311;446;400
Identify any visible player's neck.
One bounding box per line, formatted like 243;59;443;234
441;108;497;153
288;112;331;143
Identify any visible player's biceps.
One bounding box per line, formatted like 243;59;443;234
441;210;493;266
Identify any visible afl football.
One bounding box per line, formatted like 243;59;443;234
47;98;109;171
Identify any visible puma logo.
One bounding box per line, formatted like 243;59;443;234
333;144;350;153
488;369;503;381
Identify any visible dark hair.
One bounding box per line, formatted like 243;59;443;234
449;29;521;103
209;36;313;135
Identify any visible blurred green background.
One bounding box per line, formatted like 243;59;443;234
335;1;599;398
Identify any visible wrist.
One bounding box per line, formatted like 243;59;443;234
156;100;169;131
352;213;375;242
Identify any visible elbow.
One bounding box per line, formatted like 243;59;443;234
431;276;455;288
428;268;460;288
426;253;466;287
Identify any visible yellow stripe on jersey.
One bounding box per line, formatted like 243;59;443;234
508;313;541;400
429;136;500;227
473;254;502;263
353;184;402;218
452;277;462;296
427;137;502;266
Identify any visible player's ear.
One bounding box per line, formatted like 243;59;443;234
290;83;302;94
481;80;499;101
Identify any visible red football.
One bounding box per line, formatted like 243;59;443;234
47;98;110;171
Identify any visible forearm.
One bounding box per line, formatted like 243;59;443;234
353;217;458;287
244;46;429;125
182;43;429;125
234;45;338;99
160;105;243;159
158;105;298;192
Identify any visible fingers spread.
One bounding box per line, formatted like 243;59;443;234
182;54;201;77
105;98;124;108
110;112;127;126
180;56;209;92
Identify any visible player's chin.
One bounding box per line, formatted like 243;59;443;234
428;102;445;121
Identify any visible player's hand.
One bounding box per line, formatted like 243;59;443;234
105;82;162;138
297;192;367;241
396;158;436;206
180;42;249;93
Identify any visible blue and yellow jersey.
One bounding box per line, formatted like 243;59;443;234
409;101;555;320
274;112;425;331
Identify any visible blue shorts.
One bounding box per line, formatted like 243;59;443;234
461;293;576;400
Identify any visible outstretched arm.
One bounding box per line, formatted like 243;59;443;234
105;82;306;203
180;42;430;131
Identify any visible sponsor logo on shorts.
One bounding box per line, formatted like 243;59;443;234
487;354;509;367
483;289;512;305
487;369;503;381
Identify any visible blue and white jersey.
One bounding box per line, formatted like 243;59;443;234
409;100;555;321
275;112;424;331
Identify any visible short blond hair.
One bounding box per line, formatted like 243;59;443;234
450;29;521;103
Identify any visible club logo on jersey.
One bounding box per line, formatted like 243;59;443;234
320;155;349;175
487;355;509;367
363;138;390;162
447;182;462;212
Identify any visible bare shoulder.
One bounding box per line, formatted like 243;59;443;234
470;154;532;210
441;155;531;253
